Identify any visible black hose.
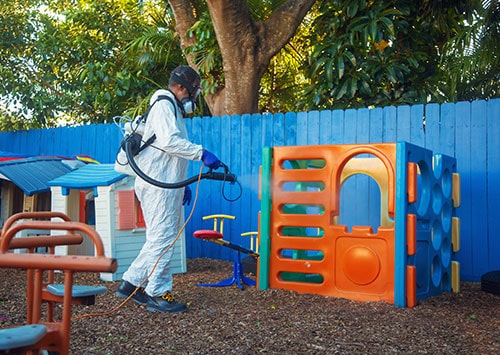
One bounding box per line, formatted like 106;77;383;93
124;138;237;189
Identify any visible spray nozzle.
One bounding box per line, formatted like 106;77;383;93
207;162;237;184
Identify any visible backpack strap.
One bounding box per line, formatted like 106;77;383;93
136;94;177;154
143;94;177;119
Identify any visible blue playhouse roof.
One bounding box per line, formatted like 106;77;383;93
48;164;127;197
0;157;84;196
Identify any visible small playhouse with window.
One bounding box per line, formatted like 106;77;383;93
48;164;187;281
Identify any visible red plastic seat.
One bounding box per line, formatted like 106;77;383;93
194;230;223;240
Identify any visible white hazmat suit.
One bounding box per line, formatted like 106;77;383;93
122;89;203;297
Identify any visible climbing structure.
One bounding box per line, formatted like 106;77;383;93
258;142;460;307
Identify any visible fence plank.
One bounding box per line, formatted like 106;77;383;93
440;103;456;157
410;105;425;147
487;99;500;271
250;113;263;234
331;109;344;144
319;110;333;144
228;114;246;248
344;108;357;143
284;111;297;146
297;111;309;146
357;108;370;143
272;112;285;147
454;101;473;279
396;105;411;142
469;100;488;278
240;113;254;237
424;103;440;152
307;110;320;145
383;106;397;142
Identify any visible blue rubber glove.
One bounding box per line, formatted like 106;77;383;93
201;150;221;169
183;186;192;206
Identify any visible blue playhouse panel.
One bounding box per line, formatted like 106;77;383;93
414;153;456;299
395;142;433;306
427;154;457;294
396;142;457;306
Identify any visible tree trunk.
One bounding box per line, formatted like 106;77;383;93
169;0;317;116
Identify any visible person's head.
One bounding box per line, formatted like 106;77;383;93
169;65;201;114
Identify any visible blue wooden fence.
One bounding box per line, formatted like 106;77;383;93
0;99;499;281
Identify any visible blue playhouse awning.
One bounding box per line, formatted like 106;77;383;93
0;158;84;196
48;164;127;197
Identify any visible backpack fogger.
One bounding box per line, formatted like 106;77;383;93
114;96;240;192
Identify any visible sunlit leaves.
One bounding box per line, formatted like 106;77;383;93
440;0;500;101
0;0;165;127
300;0;476;110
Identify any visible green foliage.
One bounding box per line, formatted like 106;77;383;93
1;0;495;129
259;9;316;113
0;0;168;128
441;0;500;101
300;0;478;110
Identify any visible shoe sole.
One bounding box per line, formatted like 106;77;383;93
146;306;187;314
115;291;148;305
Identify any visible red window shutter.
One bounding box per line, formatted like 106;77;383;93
79;191;86;223
136;198;146;228
117;190;136;230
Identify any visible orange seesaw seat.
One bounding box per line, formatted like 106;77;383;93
0;211;117;354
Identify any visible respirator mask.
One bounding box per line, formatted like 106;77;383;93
181;86;201;114
171;65;201;115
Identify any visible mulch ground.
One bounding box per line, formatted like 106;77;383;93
1;258;499;354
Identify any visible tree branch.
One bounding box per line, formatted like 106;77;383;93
258;0;317;63
205;0;254;64
167;0;198;65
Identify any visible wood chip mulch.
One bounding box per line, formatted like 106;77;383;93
0;258;499;354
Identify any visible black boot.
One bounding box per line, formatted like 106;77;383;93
146;292;187;314
116;281;149;305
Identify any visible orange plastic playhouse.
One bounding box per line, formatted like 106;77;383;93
258;142;460;307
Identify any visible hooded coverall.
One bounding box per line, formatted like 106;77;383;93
122;89;203;297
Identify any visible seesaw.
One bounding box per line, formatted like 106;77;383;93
194;214;259;290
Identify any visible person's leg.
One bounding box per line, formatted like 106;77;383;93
133;183;187;313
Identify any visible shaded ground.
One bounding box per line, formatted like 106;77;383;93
0;258;499;354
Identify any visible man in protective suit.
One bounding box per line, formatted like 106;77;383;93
116;65;221;313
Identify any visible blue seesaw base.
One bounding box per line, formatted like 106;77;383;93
197;252;256;290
